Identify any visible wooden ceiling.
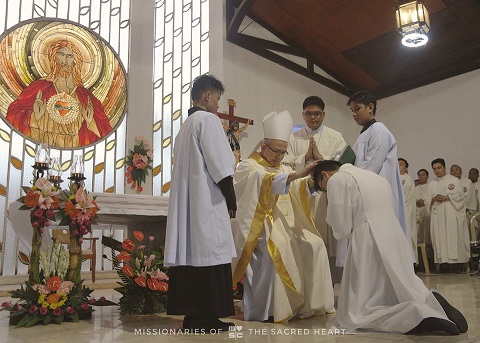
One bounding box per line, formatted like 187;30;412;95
226;0;480;99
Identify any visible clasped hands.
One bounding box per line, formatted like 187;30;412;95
305;137;324;163
432;194;448;204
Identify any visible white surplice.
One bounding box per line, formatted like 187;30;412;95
232;153;334;322
326;164;452;333
353;122;409;240
428;174;470;264
401;173;418;262
459;176;477;211
284;125;347;268
164;109;236;267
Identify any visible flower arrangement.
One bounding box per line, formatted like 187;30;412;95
125;136;153;193
112;231;168;315
57;185;99;281
17;177;60;283
1;243;96;327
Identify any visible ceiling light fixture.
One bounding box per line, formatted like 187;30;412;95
395;0;430;48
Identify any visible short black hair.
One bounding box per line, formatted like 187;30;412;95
417;168;429;176
398;158;409;169
431;158;446;168
470;168;479;174
191;74;225;101
347;90;377;115
303;96;325;110
312;160;341;192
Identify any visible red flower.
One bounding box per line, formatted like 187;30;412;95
1;301;10;308
133;231;145;242
158;281;168;292
134;276;147;287
39;307;48;315
137;186;143;192
117;251;132;262
122;239;135;252
121;264;135;277
147;278;160;291
51;197;60;210
53;307;62;316
29;305;38;314
46;276;62;291
80;303;89;310
66;306;75;314
25;190;40;208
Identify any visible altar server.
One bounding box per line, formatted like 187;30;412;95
283;96;347;279
428;159;470;272
348;91;409;243
314;160;467;335
232;110;335;323
164;74;237;331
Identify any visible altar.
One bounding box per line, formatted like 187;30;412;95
8;192;169;257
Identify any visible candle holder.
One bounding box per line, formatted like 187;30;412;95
68;154;86;188
32;143;50;184
48;157;64;189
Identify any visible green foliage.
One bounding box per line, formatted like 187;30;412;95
1;281;95;328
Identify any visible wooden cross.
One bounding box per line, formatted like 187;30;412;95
217;99;254;126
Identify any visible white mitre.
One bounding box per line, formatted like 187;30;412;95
263;110;293;142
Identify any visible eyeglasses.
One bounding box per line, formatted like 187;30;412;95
303;111;324;117
265;143;288;157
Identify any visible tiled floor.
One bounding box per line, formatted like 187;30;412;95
0;272;479;343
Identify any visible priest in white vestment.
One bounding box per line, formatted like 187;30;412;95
450;164;478;211
348;91;410;246
468;168;480;210
313;160;467;335
399;158;418;263
428;159;470;270
233;110;334;323
164;75;237;331
283;96;347;278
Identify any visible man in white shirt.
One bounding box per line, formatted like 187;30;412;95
468;168;480;210
348;91;409;243
284;96;347;281
450;164;477;212
312;160;467;335
164;75;237;331
428;159;470;273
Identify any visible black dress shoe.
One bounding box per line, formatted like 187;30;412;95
433;291;468;333
407;317;460;335
262;316;274;323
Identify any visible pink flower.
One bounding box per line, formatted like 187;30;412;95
34;208;44;217
66;306;74;314
31;221;40;229
13;304;22;311
53;307;62;316
89;298;97;304
80;303;89;310
148;268;169;281
99;296;106;302
57;281;74;295
29;305;38;313
75;187;96;212
149;236;154;241
39;307;48;315
78;238;84;244
133;154;148;170
2;301;10;308
138;245;146;250
33;284;51;294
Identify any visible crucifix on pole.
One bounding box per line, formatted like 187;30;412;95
216;99;254;126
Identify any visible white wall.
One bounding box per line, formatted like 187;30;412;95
380;70;480;179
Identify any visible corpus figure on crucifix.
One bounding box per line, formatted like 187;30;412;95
218;99;253;165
